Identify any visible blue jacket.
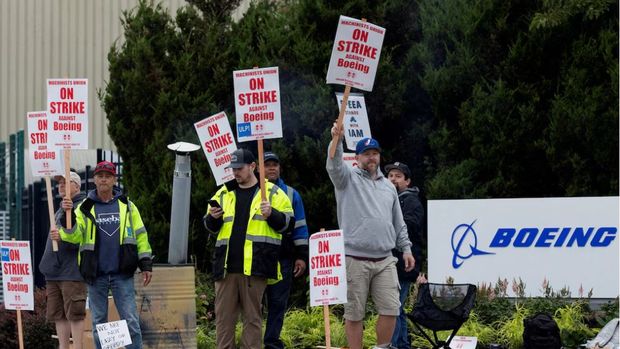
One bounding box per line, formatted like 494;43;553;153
273;178;309;262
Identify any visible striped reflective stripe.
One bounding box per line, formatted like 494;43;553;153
277;213;292;233
122;238;137;245
286;186;294;202
138;252;151;259
80;243;95;252
252;214;266;221
246;234;281;245
268;185;279;202
294;219;307;229
135;227;146;235
223;216;234;223
219;192;225;207
293;239;309;246
215;238;229;247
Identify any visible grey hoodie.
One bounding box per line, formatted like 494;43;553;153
39;191;87;281
326;142;412;258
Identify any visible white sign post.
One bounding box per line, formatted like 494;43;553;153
47;78;88;230
195;112;237;185
326;16;385;158
428;197;619;297
96;320;132;349
326;16;386;91
310;229;348;349
335;92;371;150
27;111;64;251
233;67;282;142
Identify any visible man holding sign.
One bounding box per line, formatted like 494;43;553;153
39;171;87;349
326;125;415;349
203;149;294;349
52;161;153;349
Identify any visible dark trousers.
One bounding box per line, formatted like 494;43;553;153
264;258;293;349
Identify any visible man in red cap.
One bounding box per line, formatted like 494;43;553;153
52;161;153;349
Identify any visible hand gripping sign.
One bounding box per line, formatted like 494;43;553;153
47;79;88;149
195;112;238;185
47;78;88;229
233;67;282;142
335;92;372;151
327;16;385;158
326;16;386;92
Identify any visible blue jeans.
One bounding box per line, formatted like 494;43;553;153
88;274;142;349
391;280;412;349
264;259;293;349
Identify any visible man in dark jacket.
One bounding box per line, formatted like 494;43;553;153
40;171;87;349
385;162;425;349
263;151;309;349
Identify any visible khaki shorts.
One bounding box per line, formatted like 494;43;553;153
344;256;400;321
46;280;87;321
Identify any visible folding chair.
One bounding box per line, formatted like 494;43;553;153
407;283;477;349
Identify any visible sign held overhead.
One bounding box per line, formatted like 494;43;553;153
326;16;386;91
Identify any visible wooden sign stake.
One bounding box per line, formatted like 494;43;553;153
44;176;58;251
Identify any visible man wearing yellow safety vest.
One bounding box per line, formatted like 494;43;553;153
52;161;152;349
203;148;294;349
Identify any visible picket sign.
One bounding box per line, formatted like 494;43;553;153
194;112;237;185
310;228;348;349
27;111;63;251
96;320;132;349
233;66;283;200
327;16;385;158
47;78;88;229
342;152;358;169
335;92;372;151
1;239;35;349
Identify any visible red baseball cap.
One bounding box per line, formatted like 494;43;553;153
94;161;116;176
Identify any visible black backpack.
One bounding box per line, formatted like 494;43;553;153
523;313;562;349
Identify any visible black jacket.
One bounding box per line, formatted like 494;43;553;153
392;187;425;281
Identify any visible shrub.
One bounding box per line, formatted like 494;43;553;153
0;288;55;349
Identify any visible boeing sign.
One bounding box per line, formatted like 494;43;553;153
429;197;619;297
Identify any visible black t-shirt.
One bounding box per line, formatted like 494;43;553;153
226;184;259;273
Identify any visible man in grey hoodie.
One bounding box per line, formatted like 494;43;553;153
326;124;415;349
39;171;87;349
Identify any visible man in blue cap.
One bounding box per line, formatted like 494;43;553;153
326;123;415;349
263;151;309;349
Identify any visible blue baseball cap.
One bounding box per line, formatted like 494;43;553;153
355;138;381;155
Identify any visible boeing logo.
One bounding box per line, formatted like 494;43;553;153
450;220;617;269
451;220;494;269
